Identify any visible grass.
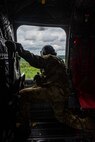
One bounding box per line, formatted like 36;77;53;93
20;58;40;79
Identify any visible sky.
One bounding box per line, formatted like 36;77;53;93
17;25;66;56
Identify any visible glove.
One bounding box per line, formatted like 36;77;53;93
5;40;16;52
15;42;24;55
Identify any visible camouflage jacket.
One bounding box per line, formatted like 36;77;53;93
19;49;70;94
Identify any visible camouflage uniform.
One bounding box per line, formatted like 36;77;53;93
18;49;95;132
18;49;68;115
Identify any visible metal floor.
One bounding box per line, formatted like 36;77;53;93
26;121;93;142
16;102;95;142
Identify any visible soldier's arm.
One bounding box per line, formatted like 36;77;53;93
16;43;45;69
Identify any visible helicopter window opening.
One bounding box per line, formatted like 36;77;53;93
17;25;66;79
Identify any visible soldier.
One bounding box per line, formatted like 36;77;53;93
15;42;95;132
16;43;70;122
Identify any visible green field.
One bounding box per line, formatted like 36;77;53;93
20;58;40;79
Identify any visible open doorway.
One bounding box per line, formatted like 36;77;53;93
17;25;66;79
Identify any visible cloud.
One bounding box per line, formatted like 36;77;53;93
17;25;66;55
42;34;58;42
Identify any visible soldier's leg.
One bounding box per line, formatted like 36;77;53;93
18;86;95;132
18;86;50;121
48;86;66;123
47;86;95;131
19;85;67;123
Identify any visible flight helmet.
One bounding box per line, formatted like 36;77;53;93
40;45;56;56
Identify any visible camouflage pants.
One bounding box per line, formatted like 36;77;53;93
18;85;95;132
19;85;65;121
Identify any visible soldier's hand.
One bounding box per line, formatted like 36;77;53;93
5;40;16;52
15;42;24;54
